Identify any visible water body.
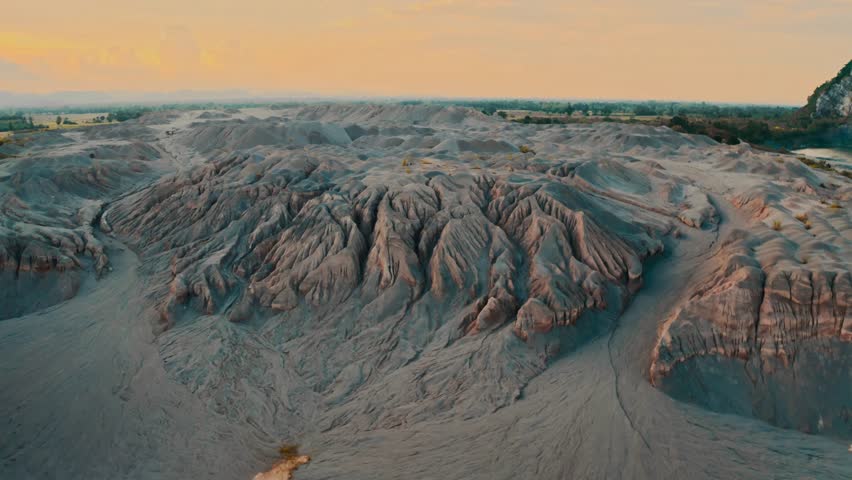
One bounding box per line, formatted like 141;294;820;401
793;147;852;171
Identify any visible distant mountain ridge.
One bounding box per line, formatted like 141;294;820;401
802;60;852;118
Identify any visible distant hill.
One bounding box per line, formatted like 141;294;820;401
800;60;851;119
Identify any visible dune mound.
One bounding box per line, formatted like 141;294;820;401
197;110;232;120
175;119;352;154
290;104;493;126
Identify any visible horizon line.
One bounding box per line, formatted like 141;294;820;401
0;91;803;110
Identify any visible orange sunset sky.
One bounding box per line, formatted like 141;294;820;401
2;0;851;104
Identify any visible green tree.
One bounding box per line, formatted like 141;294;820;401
56;115;62;126
634;105;655;116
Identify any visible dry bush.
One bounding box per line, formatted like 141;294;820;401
279;443;300;460
772;220;782;231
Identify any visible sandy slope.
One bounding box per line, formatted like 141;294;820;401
0;105;849;479
0;236;267;479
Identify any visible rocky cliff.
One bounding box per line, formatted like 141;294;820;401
804;59;852;119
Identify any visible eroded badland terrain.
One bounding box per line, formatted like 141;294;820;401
0;103;849;479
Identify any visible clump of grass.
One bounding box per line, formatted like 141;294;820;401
404;166;412;174
519;145;536;155
793;213;814;231
829;200;843;209
798;156;852;179
771;220;782;231
798;156;833;171
401;156;411;167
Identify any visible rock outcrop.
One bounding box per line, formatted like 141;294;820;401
651;165;851;436
804;59;852;119
106;146;664;347
652;234;851;379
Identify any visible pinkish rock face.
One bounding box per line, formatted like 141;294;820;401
651;175;851;436
514;298;556;339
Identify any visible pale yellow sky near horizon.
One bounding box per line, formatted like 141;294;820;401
2;0;851;104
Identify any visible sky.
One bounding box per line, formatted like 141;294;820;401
1;0;851;105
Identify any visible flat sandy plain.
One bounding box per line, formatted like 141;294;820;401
0;105;849;479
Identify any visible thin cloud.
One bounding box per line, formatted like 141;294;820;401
0;58;36;81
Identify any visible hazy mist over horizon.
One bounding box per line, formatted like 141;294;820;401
0;89;809;110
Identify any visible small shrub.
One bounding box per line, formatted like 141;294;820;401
279;443;300;460
804;220;812;230
794;213;808;222
798;156;833;171
519;145;535;155
771;220;782;231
